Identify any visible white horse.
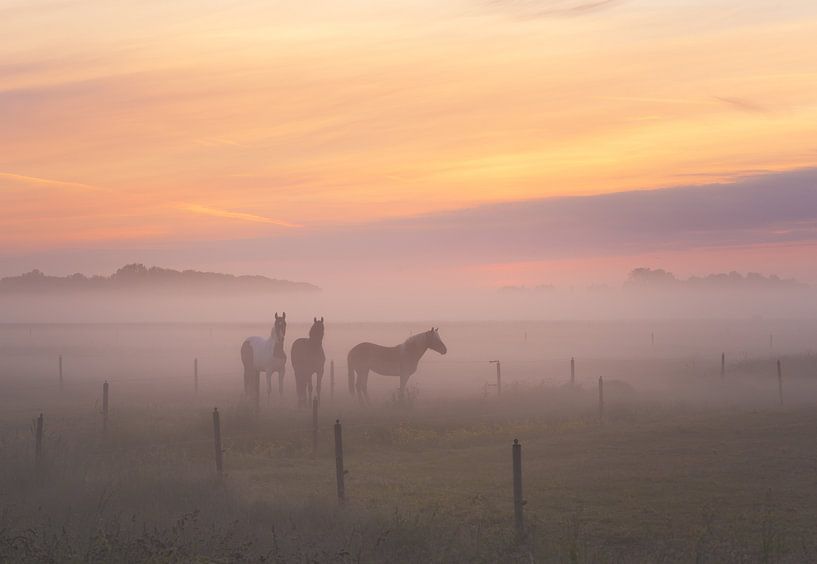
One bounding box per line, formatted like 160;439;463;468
241;312;287;404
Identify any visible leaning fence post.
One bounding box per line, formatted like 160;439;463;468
721;352;725;378
213;408;224;476
777;359;783;406
330;360;335;401
512;438;524;535
598;376;604;421
102;381;109;433
312;398;319;457
570;357;575;386
34;413;44;472
58;355;63;391
194;358;198;394
334;419;345;504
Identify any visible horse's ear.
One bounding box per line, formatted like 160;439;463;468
282;312;286;319
320;316;324;322
314;317;317;323
275;312;279;319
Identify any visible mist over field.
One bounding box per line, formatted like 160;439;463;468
4;0;817;561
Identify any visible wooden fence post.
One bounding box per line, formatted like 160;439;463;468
570;357;575;386
330;360;335;401
512;438;524;535
651;331;655;346
213;408;223;476
777;359;783;406
34;413;44;472
721;352;725;378
312;398;319;457
490;360;502;396
334;419;345;504
194;358;198;394
598;376;604;421
102;381;109;433
58;355;63;391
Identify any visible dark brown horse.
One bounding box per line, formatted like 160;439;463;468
291;317;326;407
347;328;447;404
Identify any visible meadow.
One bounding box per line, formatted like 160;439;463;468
1;320;816;563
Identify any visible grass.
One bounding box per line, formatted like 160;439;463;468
1;380;817;562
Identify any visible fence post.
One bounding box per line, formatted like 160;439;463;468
58;355;63;391
213;408;223;476
651;331;654;346
490;360;502;396
102;381;109;433
330;360;335;401
598;376;604;421
721;352;725;378
570;357;575;386
334;419;345;505
777;359;783;406
194;358;198;394
312;398;319;457
512;438;524;536
34;413;44;472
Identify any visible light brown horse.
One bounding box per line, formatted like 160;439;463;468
347;328;447;404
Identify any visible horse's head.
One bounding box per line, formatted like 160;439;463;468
427;327;447;355
310;316;325;342
272;311;287;342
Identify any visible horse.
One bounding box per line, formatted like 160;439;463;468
240;312;287;407
347;327;447;404
290;317;326;408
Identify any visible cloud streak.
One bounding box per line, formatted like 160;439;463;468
482;0;624;19
178;203;302;228
0;172;98;191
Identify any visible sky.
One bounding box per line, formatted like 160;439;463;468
2;0;817;290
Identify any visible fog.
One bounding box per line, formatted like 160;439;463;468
3;275;817;562
1;283;815;323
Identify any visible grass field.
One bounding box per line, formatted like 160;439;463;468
1;322;816;562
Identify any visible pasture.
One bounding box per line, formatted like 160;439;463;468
1;320;817;562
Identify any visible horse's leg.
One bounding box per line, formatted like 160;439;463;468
266;372;272;399
361;370;371;406
355;368;367;405
253;370;261;412
278;365;285;397
399;373;408;403
316;367;324;405
297;372;308;408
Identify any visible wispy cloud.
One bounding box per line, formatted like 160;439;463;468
0;172;98;191
178;203;301;228
482;0;624;19
713;96;771;115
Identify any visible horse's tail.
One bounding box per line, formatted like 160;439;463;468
347;350;355;395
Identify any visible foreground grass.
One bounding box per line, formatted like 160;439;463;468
1;386;817;562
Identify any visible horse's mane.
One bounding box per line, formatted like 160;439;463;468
403;331;429;351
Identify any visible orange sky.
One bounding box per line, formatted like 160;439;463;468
2;0;817;286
